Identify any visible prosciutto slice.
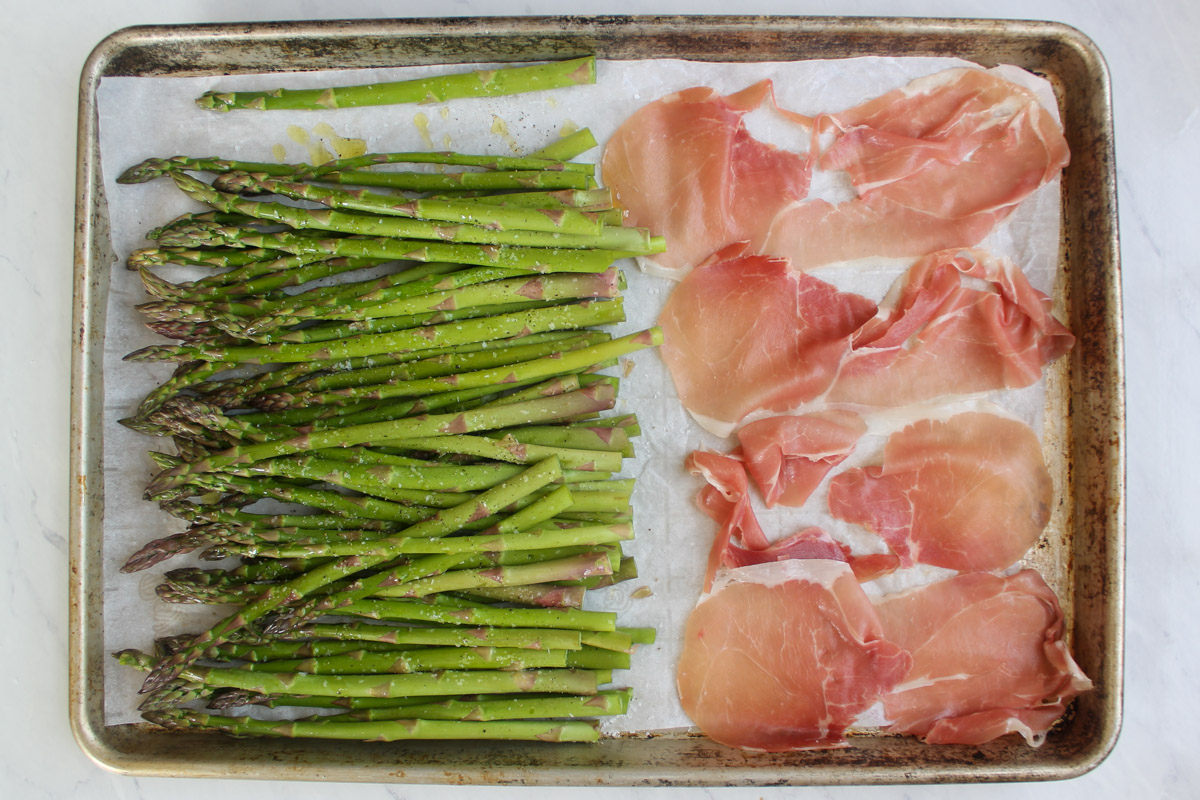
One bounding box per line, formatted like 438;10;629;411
825;248;1075;407
759;68;1070;269
677;560;912;751
827;413;1052;573
719;526;850;567
687;449;894;585
660;246;877;435
736;411;868;507
601;81;812;276
875;570;1092;745
602;67;1068;276
686;449;768;591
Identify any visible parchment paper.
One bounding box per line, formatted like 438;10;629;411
97;57;1063;730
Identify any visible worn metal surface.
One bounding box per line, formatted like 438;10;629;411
69;15;1124;785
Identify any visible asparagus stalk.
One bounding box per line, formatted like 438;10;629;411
242;646;569;674
178;640;421;662
170;172;656;254
224;174;609;237
144;707;602;742
529;127;600;161
369;433;624;472
455;584;587;609
258;327;659;408
213;522;632;561
291;330;609;391
332;688;630;723
128;247;286;270
484;423;632;454
146;210;259;235
151;256;391;303
202;690;466;711
156;473;438;523
144;657;611;698
195;177;644;251
579;630;636;654
282;623;583;651
125;360;233;421
286;169;591;192
196;56;596;112
119;149;593;184
438;187;612;211
339;598;617;632
371;551;613;599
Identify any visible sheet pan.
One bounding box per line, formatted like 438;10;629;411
70;15;1124;785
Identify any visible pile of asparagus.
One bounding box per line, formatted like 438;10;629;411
112;121;663;743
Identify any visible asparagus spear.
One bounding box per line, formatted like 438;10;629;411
127;299;624;365
171;172;656;253
366;433;624;472
257;327;659;408
141;663;610;699
436;187;612;211
455;583;587;609
291;330;608;391
144;707;602;742
332;688;630;723
223;174;609;236
281;168;591;193
196;56;596;112
339;598;617;632
529;127;600;162
371;551;613;599
128;246;286;270
281;623;583;651
210;522;632;561
119;149;593;184
242;646;569;674
178;640;421;662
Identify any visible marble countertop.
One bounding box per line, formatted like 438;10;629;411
3;1;1194;797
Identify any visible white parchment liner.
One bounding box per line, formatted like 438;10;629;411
97;57;1063;730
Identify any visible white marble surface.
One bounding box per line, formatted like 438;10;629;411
2;0;1195;796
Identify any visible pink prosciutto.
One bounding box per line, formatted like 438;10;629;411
760;68;1070;269
660;245;877;435
719;525;850;569
602;67;1068;275
874;570;1092;745
687;450;895;586
736;411;868;506
827;413;1052;573
601;81;812;275
686;448;902;585
686;450;768;591
826;248;1075;407
677;560;912;751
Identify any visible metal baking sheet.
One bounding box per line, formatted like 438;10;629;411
70;15;1124;786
